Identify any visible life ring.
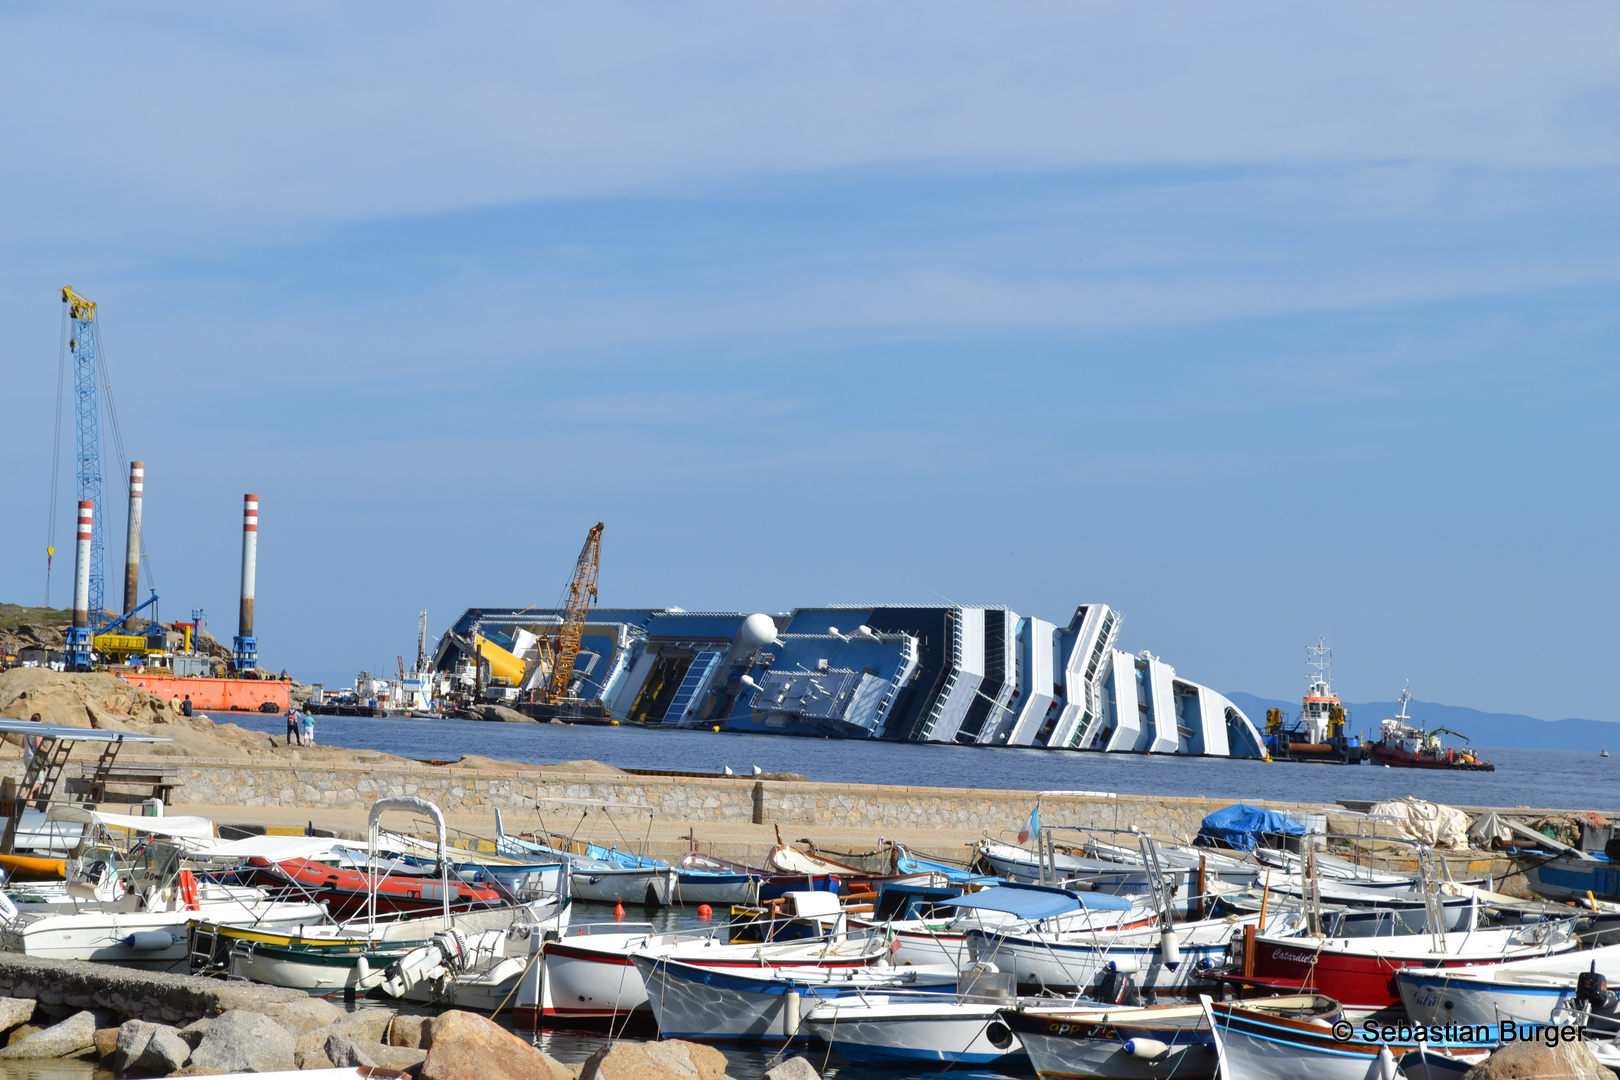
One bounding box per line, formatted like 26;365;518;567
178;869;201;912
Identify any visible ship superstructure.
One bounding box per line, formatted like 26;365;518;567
1261;638;1366;764
427;601;1267;759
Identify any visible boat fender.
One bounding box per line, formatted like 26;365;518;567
123;931;176;951
355;955;372;988
783;987;801;1038
1376;1044;1398;1080
1124;1038;1169;1060
1159;928;1182;969
1106;958;1141;974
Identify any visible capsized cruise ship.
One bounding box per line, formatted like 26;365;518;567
431;603;1266;759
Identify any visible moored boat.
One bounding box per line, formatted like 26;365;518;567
1006;994;1338;1080
1367;685;1493;771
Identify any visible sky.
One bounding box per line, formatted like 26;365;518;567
0;4;1616;720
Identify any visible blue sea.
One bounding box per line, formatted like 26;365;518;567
210;712;1616;811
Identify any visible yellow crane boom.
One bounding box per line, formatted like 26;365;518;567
545;523;603;703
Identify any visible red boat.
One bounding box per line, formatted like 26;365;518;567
1368;685;1493;771
248;857;507;917
1219;924;1573;1010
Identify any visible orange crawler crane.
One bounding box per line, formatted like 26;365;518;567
542;522;604;705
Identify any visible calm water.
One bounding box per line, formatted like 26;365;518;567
213;711;1617;811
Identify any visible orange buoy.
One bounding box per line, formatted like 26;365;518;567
177;868;201;912
614;900;625;920
697;904;713;919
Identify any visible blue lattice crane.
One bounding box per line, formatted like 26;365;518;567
62;287;106;633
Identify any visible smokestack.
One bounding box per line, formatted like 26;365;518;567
122;461;144;616
72;501;93;629
232;493;259;674
239;493;257;638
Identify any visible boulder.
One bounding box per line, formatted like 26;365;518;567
419;1010;573;1080
578;1039;731;1080
131;1025;190;1076
325;1032;376;1069
295;1010;398;1068
0;998;35;1038
94;1028;120;1060
1463;1038;1611;1080
5;1024;43;1047
108;1020;157;1073
764;1056;821;1080
177;1017;210;1050
387;1014;429;1048
255;996;347;1035
0;1010;97;1059
182;1008;295;1074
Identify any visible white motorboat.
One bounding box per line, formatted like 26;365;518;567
0;838;324;968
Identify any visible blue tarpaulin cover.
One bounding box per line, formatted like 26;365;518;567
942;883;1133;918
1198;804;1307;851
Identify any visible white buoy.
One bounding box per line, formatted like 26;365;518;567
356;955;372;987
783;987;801;1037
1376;1044;1398;1080
1160;928;1182;968
1124;1038;1169;1060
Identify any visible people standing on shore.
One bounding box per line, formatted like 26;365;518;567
284;707;303;746
302;711;316;745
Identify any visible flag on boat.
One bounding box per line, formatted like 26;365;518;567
1017;802;1040;845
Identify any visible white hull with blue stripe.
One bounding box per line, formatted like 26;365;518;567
634;955;959;1043
803;998;1024;1066
1398;942;1620;1027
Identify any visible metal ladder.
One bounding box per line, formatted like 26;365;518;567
188;922;221;975
1;738;81;854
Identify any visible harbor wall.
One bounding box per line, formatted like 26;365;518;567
0;953;303;1025
150;756;1294;837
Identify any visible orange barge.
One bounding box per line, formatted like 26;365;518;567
120;674;289;713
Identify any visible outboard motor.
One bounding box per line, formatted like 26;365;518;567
1090;960;1143;1007
1576;967;1614;1012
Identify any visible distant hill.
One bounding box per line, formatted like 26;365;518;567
1226;692;1620;752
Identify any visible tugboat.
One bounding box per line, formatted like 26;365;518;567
1263;639;1366;764
1367;684;1493;771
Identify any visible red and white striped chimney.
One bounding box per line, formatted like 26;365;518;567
72;501;93;630
123;461;144;616
239;494;258;639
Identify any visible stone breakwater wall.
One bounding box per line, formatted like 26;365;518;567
151;756;1314;839
0;953;303;1025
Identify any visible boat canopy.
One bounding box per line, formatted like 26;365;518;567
46;804;214;842
189;835;343;861
0;719;170;743
1198;803;1306;851
942;882;1132;918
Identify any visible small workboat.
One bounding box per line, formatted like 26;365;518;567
1206;996;1492;1080
635;953;961;1043
1367;684;1493;771
1007;994;1338;1080
803;968;1026;1067
523;906;893;1024
1398;942;1620;1027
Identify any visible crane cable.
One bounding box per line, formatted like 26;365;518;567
45;304;68;608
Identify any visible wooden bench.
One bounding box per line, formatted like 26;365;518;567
77;763;182;805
